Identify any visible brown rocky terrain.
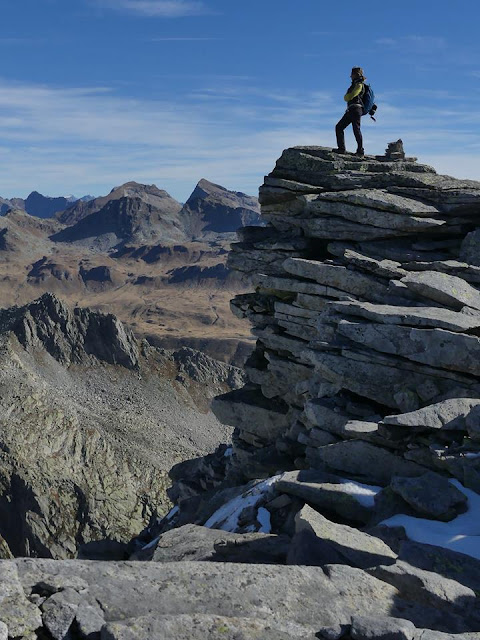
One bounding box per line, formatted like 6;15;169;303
0;179;262;365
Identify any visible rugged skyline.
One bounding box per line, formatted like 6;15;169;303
1;0;479;202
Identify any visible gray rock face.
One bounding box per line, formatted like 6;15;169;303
277;469;374;523
350;615;417;640
370;560;477;615
146;524;290;564
294;504;397;569
192;146;480;635
382;398;480;430
0;291;139;368
0;295;241;560
401;271;480;310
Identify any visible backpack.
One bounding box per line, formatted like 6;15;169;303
361;83;377;118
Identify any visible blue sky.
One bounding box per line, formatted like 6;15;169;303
1;0;479;201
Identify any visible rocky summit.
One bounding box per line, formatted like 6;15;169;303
2;147;480;638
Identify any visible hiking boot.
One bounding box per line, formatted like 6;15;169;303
332;148;347;154
355;148;365;158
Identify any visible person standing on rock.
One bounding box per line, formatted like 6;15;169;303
334;67;366;157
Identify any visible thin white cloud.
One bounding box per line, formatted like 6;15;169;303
376;35;447;54
0;78;478;201
97;0;209;17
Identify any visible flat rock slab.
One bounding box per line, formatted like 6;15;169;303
339;248;407;279
254;273;351;299
306;197;445;232
150;524;290;564
336;320;480;376
102;614;316;640
309;440;426;485
390;473;467;521
294;504;396;569
283;258;389;301
290;215;410;241
401;271;480;310
12;558;420;636
313;188;441;216
331;300;480;333
304;348;476;411
277;470;375;523
382;398;480;431
211;388;289;440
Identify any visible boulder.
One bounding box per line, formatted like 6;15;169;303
276;469;376;523
292;504;396;569
309;440;426;485
383;398;480;431
211;388;289;440
459;229;480;266
390;473;467;521
370;560;477;616
350;615;416;640
465;404;480;440
148;524;290;564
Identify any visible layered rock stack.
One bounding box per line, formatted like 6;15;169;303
121;147;480;637
214;146;480;495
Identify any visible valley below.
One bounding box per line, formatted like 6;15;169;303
0;178;261;365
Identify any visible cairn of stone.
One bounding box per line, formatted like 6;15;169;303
383;139;406;161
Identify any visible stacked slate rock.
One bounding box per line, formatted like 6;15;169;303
214;145;480;492
120;146;480;640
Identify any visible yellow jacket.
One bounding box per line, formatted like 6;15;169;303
344;82;364;102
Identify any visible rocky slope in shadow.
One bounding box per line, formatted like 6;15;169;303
0;293;242;561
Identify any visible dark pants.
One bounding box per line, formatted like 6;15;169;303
335;106;363;152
